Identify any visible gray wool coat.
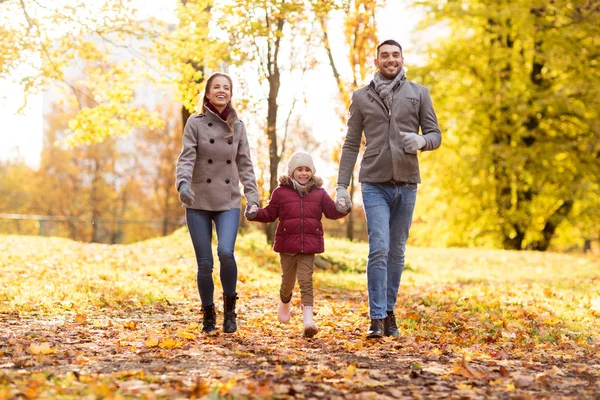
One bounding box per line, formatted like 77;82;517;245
176;107;259;211
337;72;442;186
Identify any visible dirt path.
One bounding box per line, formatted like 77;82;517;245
2;293;599;399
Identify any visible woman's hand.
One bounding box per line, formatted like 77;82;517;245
245;203;259;219
179;183;195;206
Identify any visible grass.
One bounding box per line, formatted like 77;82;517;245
1;228;599;345
1;229;599;398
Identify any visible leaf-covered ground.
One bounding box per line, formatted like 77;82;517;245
1;230;599;399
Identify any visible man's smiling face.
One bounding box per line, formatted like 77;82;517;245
374;44;404;79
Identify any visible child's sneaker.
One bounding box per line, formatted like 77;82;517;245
302;305;318;338
278;301;291;323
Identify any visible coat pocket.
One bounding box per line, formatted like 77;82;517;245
363;147;380;159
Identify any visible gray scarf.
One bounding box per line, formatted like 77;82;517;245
372;69;406;111
292;178;313;194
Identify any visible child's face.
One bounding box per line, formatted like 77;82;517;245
293;166;313;185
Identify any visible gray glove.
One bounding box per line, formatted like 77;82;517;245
178;182;195;207
244;202;258;220
402;132;426;154
335;185;352;213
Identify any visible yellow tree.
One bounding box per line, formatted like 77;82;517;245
314;0;384;240
0;0;167;145
1;0;227;146
215;0;312;242
135;102;183;237
412;0;600;250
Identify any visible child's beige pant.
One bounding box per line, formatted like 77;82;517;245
279;253;315;306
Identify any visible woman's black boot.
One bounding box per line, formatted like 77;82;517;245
223;293;238;333
202;304;216;333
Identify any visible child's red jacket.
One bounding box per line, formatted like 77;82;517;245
250;176;349;254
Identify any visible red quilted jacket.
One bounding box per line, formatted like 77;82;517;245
250;176;349;254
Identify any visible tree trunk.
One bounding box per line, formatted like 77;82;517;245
527;200;574;251
265;54;281;245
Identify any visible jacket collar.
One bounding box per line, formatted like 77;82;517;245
278;175;323;192
203;104;239;124
367;73;407;113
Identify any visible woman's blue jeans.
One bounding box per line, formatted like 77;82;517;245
185;208;240;307
361;182;417;319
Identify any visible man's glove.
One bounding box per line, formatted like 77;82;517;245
245;202;259;220
178;183;195;207
335;185;352;213
402;132;426;154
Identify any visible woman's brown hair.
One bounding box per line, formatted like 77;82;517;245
200;72;236;137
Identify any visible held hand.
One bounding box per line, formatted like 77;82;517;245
245;203;259;220
402;132;426;154
179;183;195;206
335;186;352;213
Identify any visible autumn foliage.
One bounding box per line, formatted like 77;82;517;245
0;230;598;398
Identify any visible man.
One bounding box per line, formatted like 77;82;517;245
335;39;442;339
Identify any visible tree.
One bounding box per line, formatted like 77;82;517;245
0;0;167;145
411;0;600;250
215;0;313;242
36;97;121;242
315;0;384;240
135;102;183;237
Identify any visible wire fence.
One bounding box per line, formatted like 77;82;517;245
0;214;184;244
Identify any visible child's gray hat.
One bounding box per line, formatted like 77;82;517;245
287;151;316;176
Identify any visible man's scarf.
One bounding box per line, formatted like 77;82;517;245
372;69;405;111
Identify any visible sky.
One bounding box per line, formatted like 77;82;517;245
0;1;428;170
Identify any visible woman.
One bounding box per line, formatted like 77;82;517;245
176;72;259;334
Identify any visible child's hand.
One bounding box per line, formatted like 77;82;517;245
335;185;352;213
245;203;259;219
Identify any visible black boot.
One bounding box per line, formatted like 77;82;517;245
366;318;384;339
223;293;238;333
202;304;216;333
384;311;399;337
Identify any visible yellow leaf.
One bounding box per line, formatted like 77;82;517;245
177;330;196;340
123;321;137;330
159;338;183;349
343;364;356;379
75;313;87;324
145;335;160;348
29;342;55;355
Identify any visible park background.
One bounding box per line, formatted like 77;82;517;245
0;0;599;398
1;0;598;253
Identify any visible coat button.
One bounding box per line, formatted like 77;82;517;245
210;139;215;143
226;160;231;164
228;139;232;144
208;122;213;126
208;159;213;164
225;179;230;184
207;178;211;183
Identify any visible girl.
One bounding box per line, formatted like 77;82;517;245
176;72;259;334
246;151;349;337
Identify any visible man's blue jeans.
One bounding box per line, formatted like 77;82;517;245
361;182;417;319
186;208;240;307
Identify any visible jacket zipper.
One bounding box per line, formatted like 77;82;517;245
300;193;304;253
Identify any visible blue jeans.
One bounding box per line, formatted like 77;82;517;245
186;208;240;307
361;182;417;319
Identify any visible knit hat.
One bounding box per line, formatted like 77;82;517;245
287;151;316;176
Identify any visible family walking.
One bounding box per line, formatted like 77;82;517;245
175;39;441;339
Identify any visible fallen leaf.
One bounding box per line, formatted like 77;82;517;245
28;343;55;355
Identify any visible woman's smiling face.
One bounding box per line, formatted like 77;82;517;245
206;76;231;112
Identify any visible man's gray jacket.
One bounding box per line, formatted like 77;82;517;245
337;72;441;186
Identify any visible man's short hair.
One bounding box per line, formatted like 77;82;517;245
376;39;403;57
